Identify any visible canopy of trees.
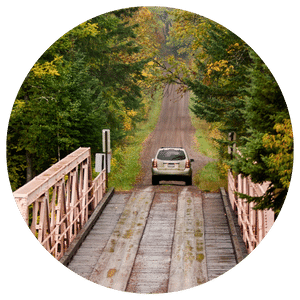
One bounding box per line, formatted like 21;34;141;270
7;8;163;190
7;7;293;214
156;9;292;214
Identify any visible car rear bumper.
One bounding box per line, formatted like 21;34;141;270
152;175;192;183
152;168;192;178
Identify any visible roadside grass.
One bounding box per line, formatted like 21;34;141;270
189;98;228;192
193;161;228;192
107;88;163;191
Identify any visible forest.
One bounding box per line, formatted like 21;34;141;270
7;7;292;214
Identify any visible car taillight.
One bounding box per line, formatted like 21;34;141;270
153;159;157;168
185;160;190;168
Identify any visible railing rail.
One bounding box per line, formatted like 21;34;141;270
13;147;106;260
228;169;274;253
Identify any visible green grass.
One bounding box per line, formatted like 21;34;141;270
191;117;219;159
194;161;228;192
108;88;163;191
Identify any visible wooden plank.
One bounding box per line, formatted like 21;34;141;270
66;193;130;277
168;188;207;292
203;192;237;281
88;188;155;291
60;187;115;266
220;187;246;263
68;188;246;292
126;193;177;293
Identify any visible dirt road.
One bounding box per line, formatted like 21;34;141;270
136;84;213;187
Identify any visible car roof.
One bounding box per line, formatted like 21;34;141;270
156;147;187;154
158;147;184;150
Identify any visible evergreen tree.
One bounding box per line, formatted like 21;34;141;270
154;10;293;213
188;20;251;142
7;8;155;190
231;50;291;214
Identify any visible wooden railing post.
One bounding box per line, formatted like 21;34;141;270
227;168;274;254
15;197;29;225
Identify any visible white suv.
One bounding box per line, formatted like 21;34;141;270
151;147;194;185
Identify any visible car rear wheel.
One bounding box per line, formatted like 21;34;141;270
152;176;159;185
186;176;192;186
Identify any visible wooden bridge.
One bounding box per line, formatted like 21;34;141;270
13;147;274;293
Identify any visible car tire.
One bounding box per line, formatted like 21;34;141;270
186;176;192;186
152;176;159;185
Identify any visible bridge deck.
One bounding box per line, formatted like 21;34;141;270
67;186;247;293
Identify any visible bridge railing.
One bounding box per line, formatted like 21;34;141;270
13;147;106;260
228;169;274;253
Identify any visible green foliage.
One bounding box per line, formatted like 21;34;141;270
263;119;293;190
108;87;163;190
190;103;228;192
230;50;291;213
188;20;251;141
7;7;293;215
194;161;227;193
7;8;161;190
232;119;292;215
153;9;292;212
190;101;222;159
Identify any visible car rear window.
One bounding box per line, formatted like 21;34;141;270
157;149;186;161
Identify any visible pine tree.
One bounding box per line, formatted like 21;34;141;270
7;8;155;190
188;20;251;142
231;50;291;214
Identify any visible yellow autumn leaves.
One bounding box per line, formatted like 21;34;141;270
206;60;235;77
123;109;138;131
263;119;293;189
205;43;241;78
31;55;63;77
118;8;161;65
71;22;99;38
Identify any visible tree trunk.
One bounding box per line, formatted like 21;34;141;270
26;150;33;182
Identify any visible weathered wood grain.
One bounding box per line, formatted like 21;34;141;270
126;192;177;293
88;188;154;290
203;192;237;281
168;188;207;292
67;187;246;292
220;187;248;261
67;193;130;278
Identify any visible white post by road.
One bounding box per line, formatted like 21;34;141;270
102;129;111;190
